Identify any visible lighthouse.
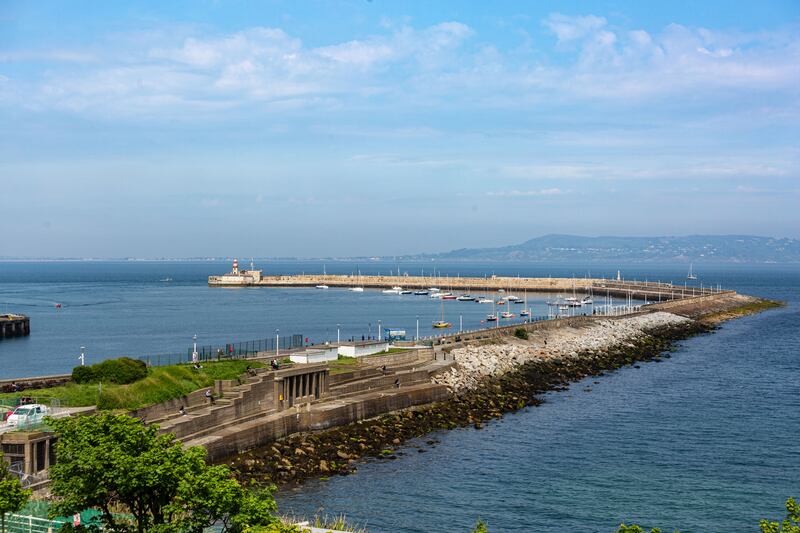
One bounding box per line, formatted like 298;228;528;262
232;259;239;275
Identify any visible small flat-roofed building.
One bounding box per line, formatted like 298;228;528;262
338;340;390;358
289;346;339;364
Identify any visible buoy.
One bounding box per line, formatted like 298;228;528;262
55;303;62;309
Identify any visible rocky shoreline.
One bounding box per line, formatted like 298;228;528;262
229;313;711;487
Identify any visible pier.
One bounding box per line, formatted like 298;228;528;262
0;314;30;340
209;271;723;302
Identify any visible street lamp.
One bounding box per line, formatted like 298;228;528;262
192;334;198;363
275;329;280;357
337;323;340;344
377;320;381;342
416;315;419;340
78;346;85;366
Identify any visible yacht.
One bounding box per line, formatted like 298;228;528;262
477;297;493;304
457;294;475;301
486;313;498;322
383;286;403;294
315;284;329;289
687;263;698;280
414;289;430;295
349;287;364;292
500;310;515;319
441;293;457;300
400;289;413;295
520;308;530;317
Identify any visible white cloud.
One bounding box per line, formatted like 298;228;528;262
543;14;607;43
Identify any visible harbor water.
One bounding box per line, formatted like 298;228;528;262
1;261;798;531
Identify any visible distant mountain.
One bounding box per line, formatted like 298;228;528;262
423;234;800;263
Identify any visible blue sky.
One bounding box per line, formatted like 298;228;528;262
1;0;798;258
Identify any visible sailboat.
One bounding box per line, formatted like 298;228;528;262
349;268;365;292
520;291;530;317
486;299;498;322
432;297;452;329
687;263;697;280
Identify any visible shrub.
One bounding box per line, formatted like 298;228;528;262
72;357;148;385
513;328;529;340
71;365;96;384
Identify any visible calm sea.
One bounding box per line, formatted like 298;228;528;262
2;260;798;531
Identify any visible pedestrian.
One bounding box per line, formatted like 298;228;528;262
205;389;214;405
394;378;400;388
10;381;19;393
381;365;387;375
179;405;186;416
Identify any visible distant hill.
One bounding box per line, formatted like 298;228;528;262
423;234;800;263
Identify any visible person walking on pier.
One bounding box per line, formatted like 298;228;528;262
205;389;214;405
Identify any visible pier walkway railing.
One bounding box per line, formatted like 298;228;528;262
137;334;305;367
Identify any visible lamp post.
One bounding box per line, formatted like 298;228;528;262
459;314;463;332
378;320;381;342
337;323;340;344
192;334;198;363
416;315;419;340
78;346;85;366
275;329;279;357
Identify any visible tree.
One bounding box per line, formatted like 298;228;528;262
760;498;800;533
47;413;279;532
0;452;31;533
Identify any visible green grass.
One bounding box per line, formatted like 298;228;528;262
0;360;263;411
328;355;359;375
383;347;409;354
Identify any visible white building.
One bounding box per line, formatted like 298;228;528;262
290;346;339;364
337;340;390;358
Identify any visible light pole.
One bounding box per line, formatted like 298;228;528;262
337;323;340;344
378;320;381;342
459;314;463;332
416;315;419;340
78;346;85;366
192;334;198;363
275;329;279;357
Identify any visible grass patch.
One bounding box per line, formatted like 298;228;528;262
0;360;263;411
328;355;359;375
700;298;784;324
383;347;409;354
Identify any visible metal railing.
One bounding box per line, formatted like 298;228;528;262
1;513;68;533
137;334;305;367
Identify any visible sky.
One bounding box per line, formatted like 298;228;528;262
1;0;799;258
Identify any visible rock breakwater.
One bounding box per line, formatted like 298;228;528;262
230;312;708;486
434;311;693;391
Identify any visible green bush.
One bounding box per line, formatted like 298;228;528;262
513;328;529;340
72;357;148;385
71;365;96;384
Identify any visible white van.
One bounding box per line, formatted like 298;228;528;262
6;404;49;428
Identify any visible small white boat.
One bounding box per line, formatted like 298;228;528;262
414;290;429;295
687;263;698;280
349;287;364;292
486;314;498;322
477;298;493;304
315;284;329;289
429;292;443;299
500;310;515;319
429;288;441;292
400;290;413;295
160;277;173;282
457;294;475;301
520;309;530;317
383;286;403;294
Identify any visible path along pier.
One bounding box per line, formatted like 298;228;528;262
0;314;30;340
209;272;721;302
